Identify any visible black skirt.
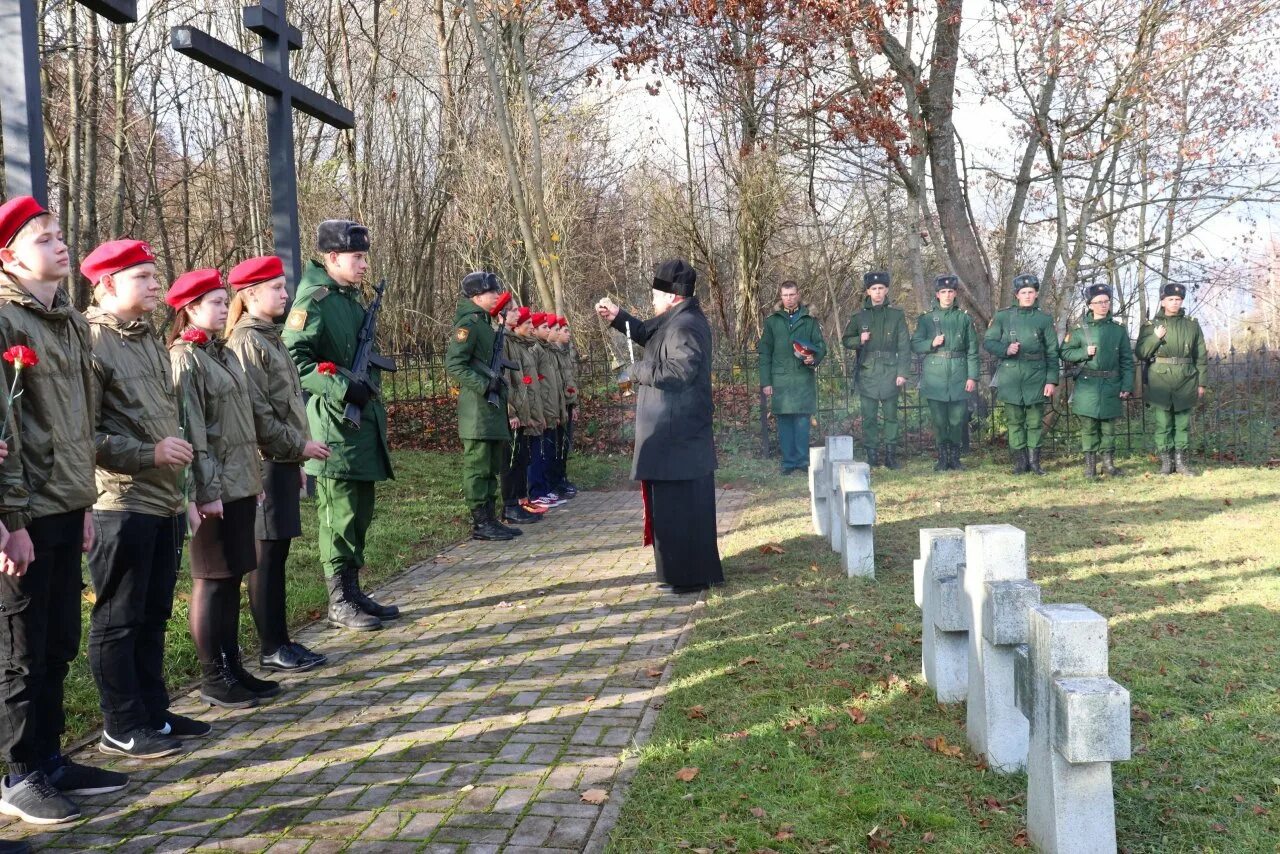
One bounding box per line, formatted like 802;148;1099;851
257;460;303;541
189;495;259;580
643;473;724;587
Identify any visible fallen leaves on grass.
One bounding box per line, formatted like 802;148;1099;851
867;825;893;849
846;706;867;724
686;705;708;720
646;667;664;678
674;766;700;782
738;656;761;666
722;730;750;741
923;735;964;758
749;806;767;818
1012;829;1031;847
580;789;610;805
759;543;786;554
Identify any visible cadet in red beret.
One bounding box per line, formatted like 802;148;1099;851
225;257;331;675
527;311;567;508
496;300;543;526
82;237;201;760
548;315;579;498
0;198;109;823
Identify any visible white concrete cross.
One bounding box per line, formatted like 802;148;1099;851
916;528;967;702
836;462;874;578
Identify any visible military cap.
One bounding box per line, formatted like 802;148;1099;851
81;239;156;283
934;274;959;292
1085;283;1112;301
864;271;891;289
653;258;697;297
461;270;502;297
166;268;224;309
0;196;48;247
316;219;370;253
1013;273;1040;292
1161;282;1186;299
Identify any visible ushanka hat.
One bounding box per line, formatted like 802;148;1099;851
316;220;370;253
461;271;502;297
1161;282;1187;299
652;259;696;297
934;274;959;292
1013;273;1040;292
1085;283;1112;301
864;271;890;289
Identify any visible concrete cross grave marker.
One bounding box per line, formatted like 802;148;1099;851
1;0;138;203
916;528;967;702
1015;604;1130;854
835;461;874;578
808;446;829;537
171;0;355;295
964;524;1042;772
825;437;856;554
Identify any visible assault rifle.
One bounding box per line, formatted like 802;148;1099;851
475;292;519;407
342;278;397;428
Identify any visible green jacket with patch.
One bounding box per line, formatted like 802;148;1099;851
445;298;512;441
841;298;910;400
911;300;979;402
983;303;1061;405
758;303;826;414
1134;309;1207;411
551;343;579;409
535;339;566;426
283;261;393;481
0;283;97;529
1060;312;1134;420
504;333;543;436
226;314;311;464
88;307;184;516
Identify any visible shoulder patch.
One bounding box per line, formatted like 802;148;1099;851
312;287;330;302
455;327;469;343
285;309;307;331
1063;332;1071;342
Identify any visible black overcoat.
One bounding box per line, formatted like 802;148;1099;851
612;299;716;481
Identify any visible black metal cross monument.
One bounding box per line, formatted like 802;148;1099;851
0;0;137;204
172;0;355;295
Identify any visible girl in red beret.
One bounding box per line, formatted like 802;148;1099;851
224;257;332;674
167;271;277;710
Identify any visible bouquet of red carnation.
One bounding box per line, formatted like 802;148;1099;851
0;345;39;444
181;328;209;345
317;361;338;376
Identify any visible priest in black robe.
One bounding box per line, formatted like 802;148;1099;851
595;259;724;594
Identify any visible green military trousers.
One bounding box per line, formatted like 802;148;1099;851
859;394;900;449
1078;416;1117;452
927;400;966;447
316;478;376;579
462;438;506;511
1004;402;1045;450
1150;407;1191;451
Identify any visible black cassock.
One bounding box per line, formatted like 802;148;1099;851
612;300;723;587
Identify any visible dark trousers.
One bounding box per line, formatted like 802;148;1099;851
501;436;531;508
644;474;724;588
775;413;811;471
0;511;86;775
87;510;182;734
554;407;575;487
528;432;556;498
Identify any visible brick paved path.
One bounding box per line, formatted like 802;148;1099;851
3;489;747;853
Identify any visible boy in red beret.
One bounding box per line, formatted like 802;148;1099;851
550;316;580;498
527;313;566;508
498;303;543;524
0;198;108;824
82;239;201;762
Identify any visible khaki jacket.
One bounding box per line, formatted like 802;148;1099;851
532;342;564;426
552;344;579;409
0;281;96;529
225;315;310;463
170;336;263;504
88;308;184;515
504;334;543;436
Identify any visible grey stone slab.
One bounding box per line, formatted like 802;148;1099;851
809;447;829;537
918;529;967;703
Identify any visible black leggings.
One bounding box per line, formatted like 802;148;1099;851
189;578;241;667
246;540;292;655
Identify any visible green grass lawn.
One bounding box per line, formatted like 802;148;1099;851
605;452;1280;853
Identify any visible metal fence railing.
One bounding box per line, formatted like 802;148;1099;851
380;345;1280;464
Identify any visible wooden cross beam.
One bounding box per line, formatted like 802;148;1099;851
172;0;355;296
0;0;138;204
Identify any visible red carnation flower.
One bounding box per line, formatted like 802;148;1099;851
567;387;576;393
2;345;38;369
522;375;533;385
317;362;338;376
181;328;209;345
538;374;546;380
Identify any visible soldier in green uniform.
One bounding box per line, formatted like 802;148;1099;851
1060;284;1134;478
841;271;910;468
445;272;519;540
758;281;827;474
283;220;397;632
910;275;978;472
984;274;1060;476
1135;282;1207;476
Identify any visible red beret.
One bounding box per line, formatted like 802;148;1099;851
490;291;513;316
166;268;224;309
0;196;49;247
228;255;285;290
515;306;532;325
531;311;548;327
81;239;156;283
557;316;569;328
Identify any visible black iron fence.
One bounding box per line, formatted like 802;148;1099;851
380;346;1280;464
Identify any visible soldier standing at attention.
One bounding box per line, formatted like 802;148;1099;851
758;280;826;475
1060;284;1134;479
1135;282;1207;476
445;272;520;541
841;271;910;469
984;274;1060;476
283;221;397;632
910;275;978;472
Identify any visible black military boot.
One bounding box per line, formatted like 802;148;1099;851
492;504;522;537
348;567;400;620
883;446;900;470
1158;450;1173;474
1011;448;1028;475
1084;452;1097;479
948;445;965;471
864;446;878;467
1174;449;1198;477
1028;448;1046;476
199;652;257;709
471;508;515;541
1102;451;1121;476
327;573;382;631
934;445;948;473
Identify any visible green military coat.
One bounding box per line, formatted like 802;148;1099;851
910;300;979;402
841;298;911;400
1134;309;1207;411
445;299;512;441
1060;312;1134;420
758;304;826;414
983;303;1061;405
283;260;393;482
